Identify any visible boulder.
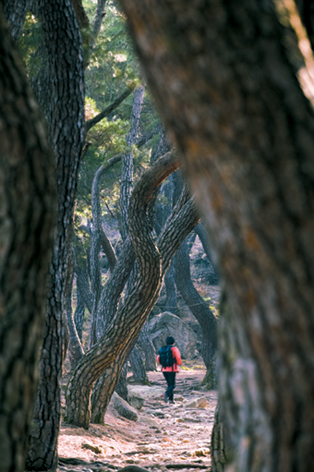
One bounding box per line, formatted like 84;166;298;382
109;392;138;421
128;385;165;400
185;396;208;408
148;312;198;359
128;392;145;410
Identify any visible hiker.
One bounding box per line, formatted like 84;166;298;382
157;336;182;404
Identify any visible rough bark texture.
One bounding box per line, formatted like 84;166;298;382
90;193;200;423
128;346;150;384
74;283;85;342
118;1;314;470
3;0;29;42
65;247;84;370
65;152;180;428
120;85;145;241
137;323;156;371
0;8;56;472
26;0;85;470
89;156;121;345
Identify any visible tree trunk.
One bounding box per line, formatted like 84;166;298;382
175;238;217;386
3;0;29;42
65;152;180;428
120;85;145;241
118;1;314;470
0;7;56;471
26;0;85;469
137;323;156;371
74;282;85;342
65;247;84;370
164;261;177;313
90;193;199;423
128;346;150;384
115;364;128;401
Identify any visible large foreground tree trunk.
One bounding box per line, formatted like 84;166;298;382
26;0;85;470
0;8;56;472
119;1;314;470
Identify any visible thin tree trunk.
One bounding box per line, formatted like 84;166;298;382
120;85;145;241
74;282;85;342
65;247;84;370
0;9;56;471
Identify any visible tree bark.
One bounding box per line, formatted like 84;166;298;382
26;0;85;469
3;0;29;42
65;247;84;370
137;323;156;371
74;282;85;342
65;152;180;428
174;238;217;386
118;1;314;470
0;7;56;472
128;346;150;384
120;85;145;241
90;193;199;423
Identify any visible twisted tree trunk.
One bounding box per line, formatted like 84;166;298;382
65;152;179;428
90;193;199;423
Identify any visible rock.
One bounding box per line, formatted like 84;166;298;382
174;395;184;401
148;312;198;360
138;415;160;427
185;396;208;408
128;392;145;410
109;392;138;421
128;385;165;400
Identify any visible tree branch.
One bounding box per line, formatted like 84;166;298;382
85;84;137;133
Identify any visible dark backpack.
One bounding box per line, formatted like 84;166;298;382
159;345;174;368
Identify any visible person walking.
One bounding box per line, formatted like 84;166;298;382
157;336;182;404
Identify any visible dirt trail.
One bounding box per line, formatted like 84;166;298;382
58;369;217;472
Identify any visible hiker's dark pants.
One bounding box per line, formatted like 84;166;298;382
163;372;176;401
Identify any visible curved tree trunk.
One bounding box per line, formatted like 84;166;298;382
118;1;314;469
175;238;217;387
90;194;200;423
0;9;56;471
65;152;180;428
89;156;121;346
26;0;85;469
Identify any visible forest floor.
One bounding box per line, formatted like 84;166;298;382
58;368;217;472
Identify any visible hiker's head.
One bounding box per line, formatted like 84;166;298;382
166;336;175;345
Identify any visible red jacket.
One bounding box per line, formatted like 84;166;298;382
157;346;182;372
